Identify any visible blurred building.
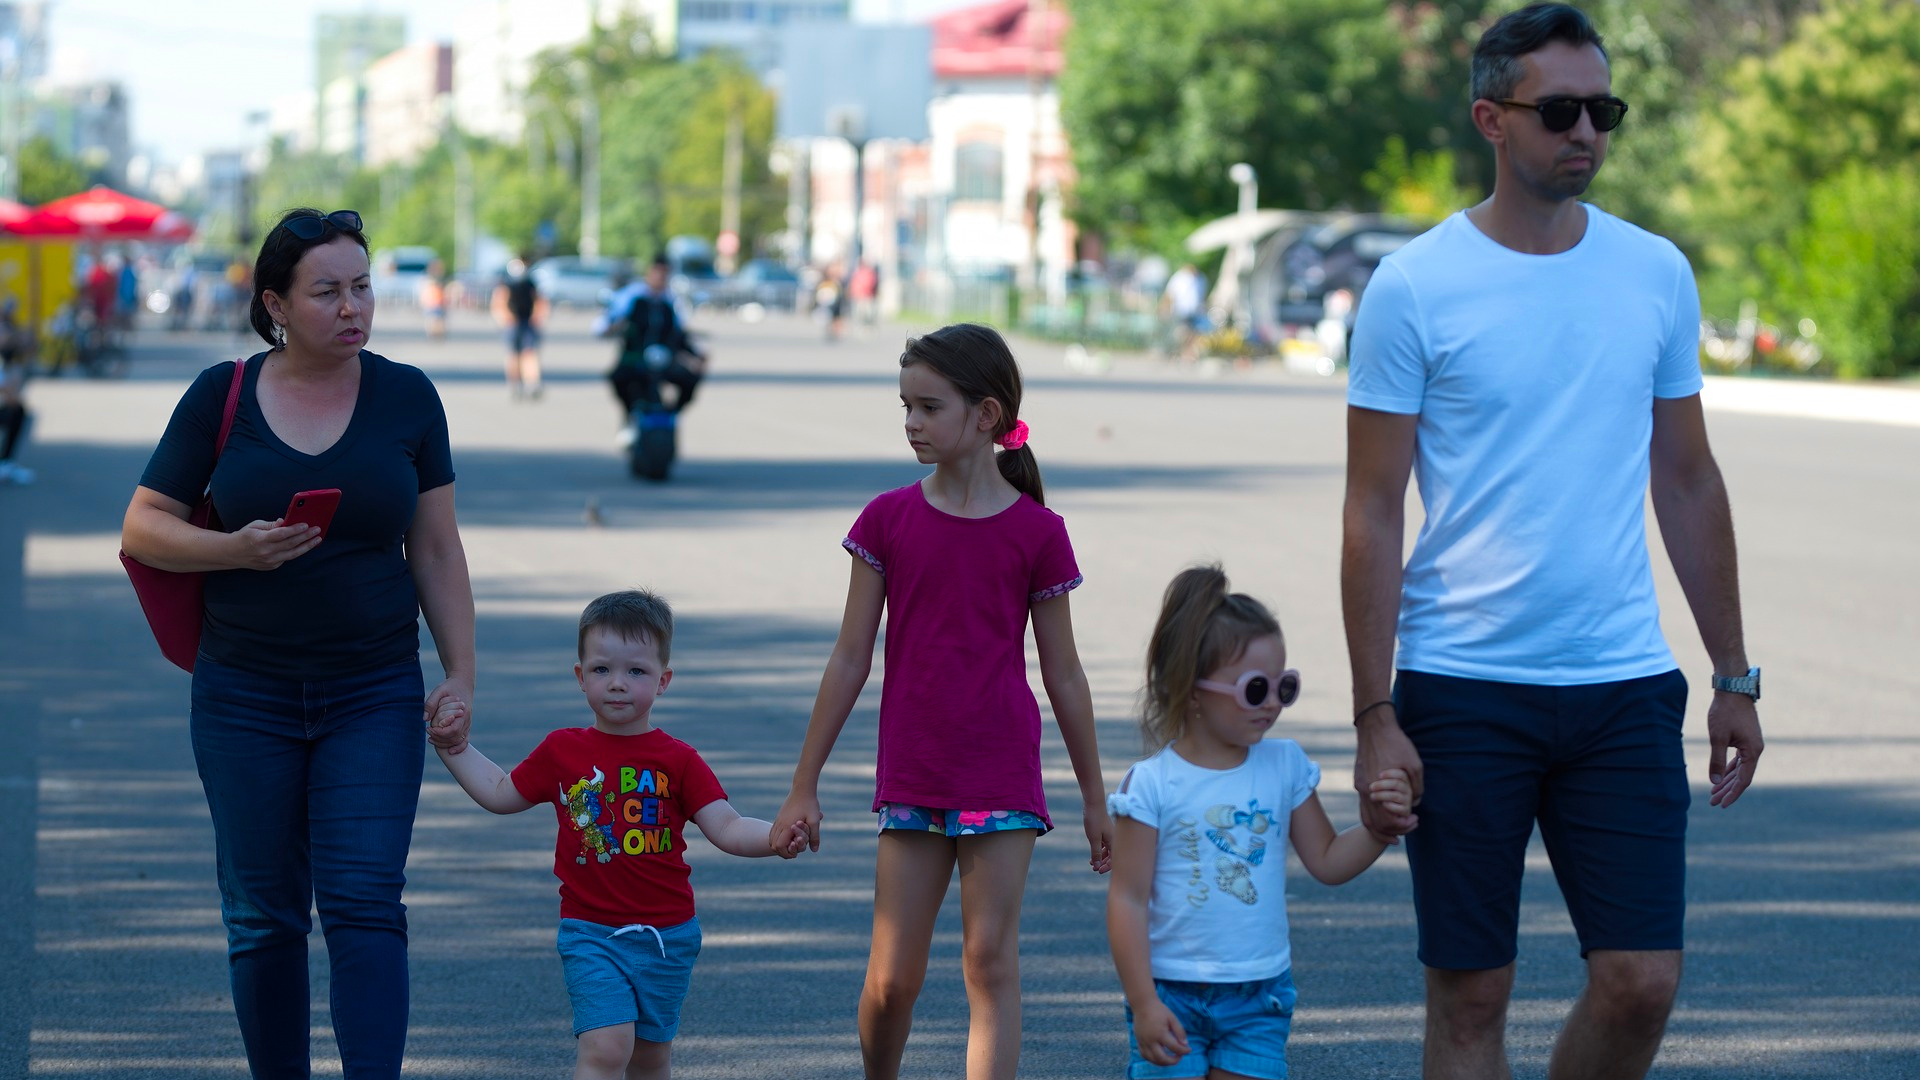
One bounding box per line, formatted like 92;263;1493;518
452;0;666;143
803;0;1073;297
267;89;319;157
316;13;407;92
363;42;453;168
677;0;850;73
924;0;1071;290
29;80;132;188
318;74;363;159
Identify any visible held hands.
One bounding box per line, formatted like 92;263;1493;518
1354;706;1422;844
1130;999;1191;1068
229;518;323;571
768;819;811;859
425;678;474;754
1084;799;1114;875
1367;768;1417;828
774;789;824;853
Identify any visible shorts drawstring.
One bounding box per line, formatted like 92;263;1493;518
610;923;666;956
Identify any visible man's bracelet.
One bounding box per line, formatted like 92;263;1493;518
1354;700;1396;725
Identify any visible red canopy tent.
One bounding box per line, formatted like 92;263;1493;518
0;198;32;231
16;185;195;242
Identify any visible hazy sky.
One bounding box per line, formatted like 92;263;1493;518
46;0;975;165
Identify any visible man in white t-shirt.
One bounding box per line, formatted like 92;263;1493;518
1341;5;1765;1078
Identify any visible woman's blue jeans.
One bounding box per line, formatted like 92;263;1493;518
191;656;425;1079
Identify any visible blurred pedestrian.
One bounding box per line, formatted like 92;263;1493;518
419;259;448;341
0;299;33;485
119;207;475;1080
491;256;547;400
116;253;140;332
1162;263;1208;361
1343;7;1763;1078
850;261;879;326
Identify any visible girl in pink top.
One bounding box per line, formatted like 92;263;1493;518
775;323;1112;1080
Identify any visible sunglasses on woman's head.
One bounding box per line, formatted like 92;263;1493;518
281;209;364;240
1196;668;1302;711
1493;95;1628;133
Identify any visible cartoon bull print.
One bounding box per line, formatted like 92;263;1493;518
562;767;616;864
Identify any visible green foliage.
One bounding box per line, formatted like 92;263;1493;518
1059;0;1486;254
1772;163;1920;379
1364;137;1473;223
1687;0;1920;373
659;55;784;254
17;136;91;205
1689;0;1920;285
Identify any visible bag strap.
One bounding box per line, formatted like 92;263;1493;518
212;358;246;459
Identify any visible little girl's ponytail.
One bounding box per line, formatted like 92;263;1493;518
1142;564;1282;750
900;323;1045;505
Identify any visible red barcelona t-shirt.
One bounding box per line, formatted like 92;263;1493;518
510;726;727;927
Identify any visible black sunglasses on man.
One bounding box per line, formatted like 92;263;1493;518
1492;95;1628;133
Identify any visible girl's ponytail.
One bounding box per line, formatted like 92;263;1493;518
996;443;1044;506
900;322;1046;505
1141;564;1282;750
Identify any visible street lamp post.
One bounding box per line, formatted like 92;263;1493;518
1227;161;1257;331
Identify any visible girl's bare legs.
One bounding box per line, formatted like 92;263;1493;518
861;831;958;1080
955;830;1036;1080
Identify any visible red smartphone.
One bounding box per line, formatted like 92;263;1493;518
283;488;342;539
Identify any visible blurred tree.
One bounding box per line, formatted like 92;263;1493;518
18;136;90;204
1687;0;1920;371
1364;136;1473;223
1772;163;1920;379
659;53;784;251
1060;0;1486;254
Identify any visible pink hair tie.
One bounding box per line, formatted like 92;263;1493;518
997;420;1030;451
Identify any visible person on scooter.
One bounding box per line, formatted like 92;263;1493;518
598;254;707;435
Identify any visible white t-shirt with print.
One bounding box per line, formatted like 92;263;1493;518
1347;206;1705;684
1108;739;1321;983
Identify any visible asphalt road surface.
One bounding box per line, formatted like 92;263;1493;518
3;306;1915;1078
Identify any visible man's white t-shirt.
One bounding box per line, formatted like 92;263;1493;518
1107;739;1320;982
1347;206;1704;685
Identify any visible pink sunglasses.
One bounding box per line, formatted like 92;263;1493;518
1196;669;1302;711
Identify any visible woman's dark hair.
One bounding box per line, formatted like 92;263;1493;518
250;207;371;348
1471;3;1608;103
899;322;1043;505
1142;565;1282;751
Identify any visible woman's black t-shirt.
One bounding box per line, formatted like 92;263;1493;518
140;350;456;681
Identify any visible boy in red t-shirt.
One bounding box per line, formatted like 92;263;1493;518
434;589;808;1080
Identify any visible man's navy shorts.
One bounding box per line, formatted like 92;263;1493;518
1394;668;1690;970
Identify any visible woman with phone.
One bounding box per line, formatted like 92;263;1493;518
120;208;475;1079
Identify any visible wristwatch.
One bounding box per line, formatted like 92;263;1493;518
1710;666;1761;700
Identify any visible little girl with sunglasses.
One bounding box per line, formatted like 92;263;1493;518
1106;565;1412;1080
774;323;1111;1080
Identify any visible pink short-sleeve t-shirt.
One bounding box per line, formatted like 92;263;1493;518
843;482;1083;823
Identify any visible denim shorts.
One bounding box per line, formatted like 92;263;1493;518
1396;668;1690;969
1125;971;1298;1079
876;802;1052;837
557;917;701;1039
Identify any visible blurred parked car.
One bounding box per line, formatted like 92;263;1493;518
713;259;800;309
371;246;439;302
530;255;632;308
664;236;721;307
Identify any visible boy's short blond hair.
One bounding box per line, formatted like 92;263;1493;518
578;589;674;663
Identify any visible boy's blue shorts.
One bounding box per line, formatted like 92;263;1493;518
1395;668;1691;970
1125;971;1297;1079
557;917;701;1040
